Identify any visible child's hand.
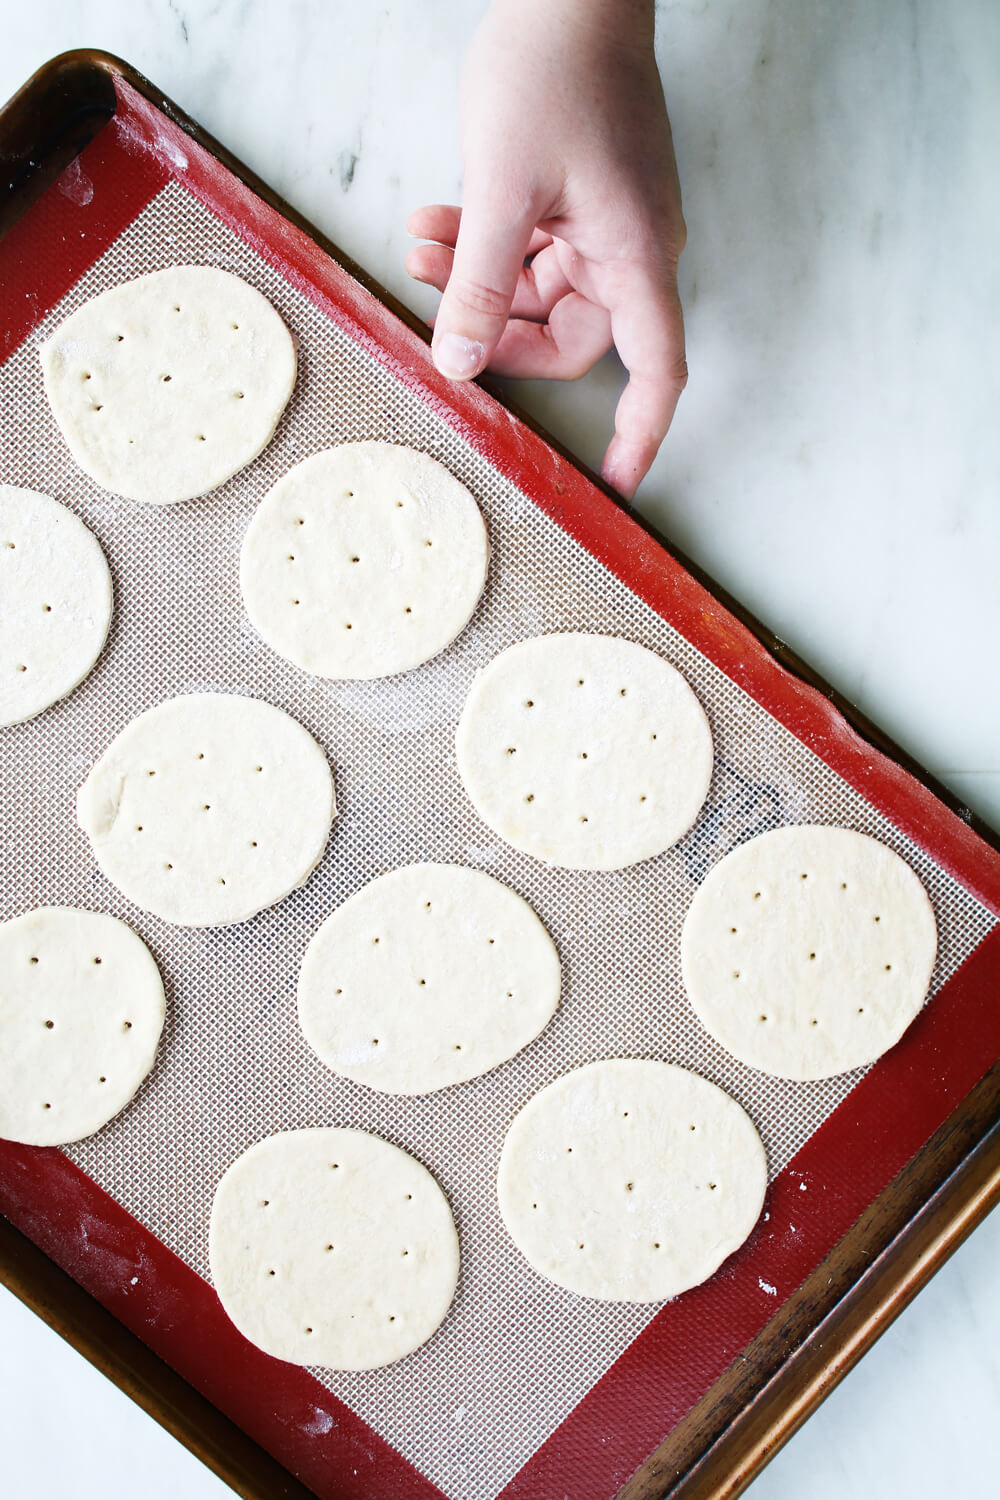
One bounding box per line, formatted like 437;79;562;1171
406;0;686;500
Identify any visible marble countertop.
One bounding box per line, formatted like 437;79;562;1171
1;2;998;1497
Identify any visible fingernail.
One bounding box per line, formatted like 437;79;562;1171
433;332;486;380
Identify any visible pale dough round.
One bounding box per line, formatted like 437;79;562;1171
209;1128;459;1370
240;443;489;679
77;693;335;927
0;907;165;1146
0;485;112;727
498;1059;766;1302
40;266;296;505
456;633;713;870
298;863;560;1094
681;825;938;1081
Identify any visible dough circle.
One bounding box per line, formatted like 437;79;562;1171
77;693;335;927
298;862;560;1094
0;485;112;727
456;633;713;870
498;1059;766;1301
40;266;296;505
209;1128;459;1370
0;907;165;1146
681;825;938;1081
240;443;489;679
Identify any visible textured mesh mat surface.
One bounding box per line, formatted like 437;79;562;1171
1;180;995;1500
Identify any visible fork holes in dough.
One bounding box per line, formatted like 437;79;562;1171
241;444;487;678
681;826;937;1081
456;635;712;871
297;863;559;1096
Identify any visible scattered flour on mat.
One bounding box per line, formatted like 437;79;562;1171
58;157;94;207
302;1407;335;1437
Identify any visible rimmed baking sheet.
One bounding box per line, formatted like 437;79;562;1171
1;69;999;1500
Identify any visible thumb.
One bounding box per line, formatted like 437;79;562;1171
432;194;537;381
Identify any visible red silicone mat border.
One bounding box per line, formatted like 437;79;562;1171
1;74;999;1500
1;926;997;1500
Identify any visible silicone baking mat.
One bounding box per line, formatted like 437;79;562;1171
2;76;999;1500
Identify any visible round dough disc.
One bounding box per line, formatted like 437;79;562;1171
298;862;560;1094
498;1059;766;1302
681;825;938;1081
40;266;296;505
240;443;489;679
209;1128;459;1370
0;486;112;727
456;633;713;870
77;693;335;927
0;907;165;1146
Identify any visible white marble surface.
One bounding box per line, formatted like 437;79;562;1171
1;2;998;1497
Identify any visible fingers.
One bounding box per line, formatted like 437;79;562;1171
599;265;687;500
406;204;462;244
487;294;613;380
406;219;612;379
404;211;687;489
406;240;574;323
407;204;552;258
404;241;457;291
428;195;542;379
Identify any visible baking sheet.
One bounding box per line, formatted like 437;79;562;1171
1;157;995;1500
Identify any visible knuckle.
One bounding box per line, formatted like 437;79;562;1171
450;278;511;321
